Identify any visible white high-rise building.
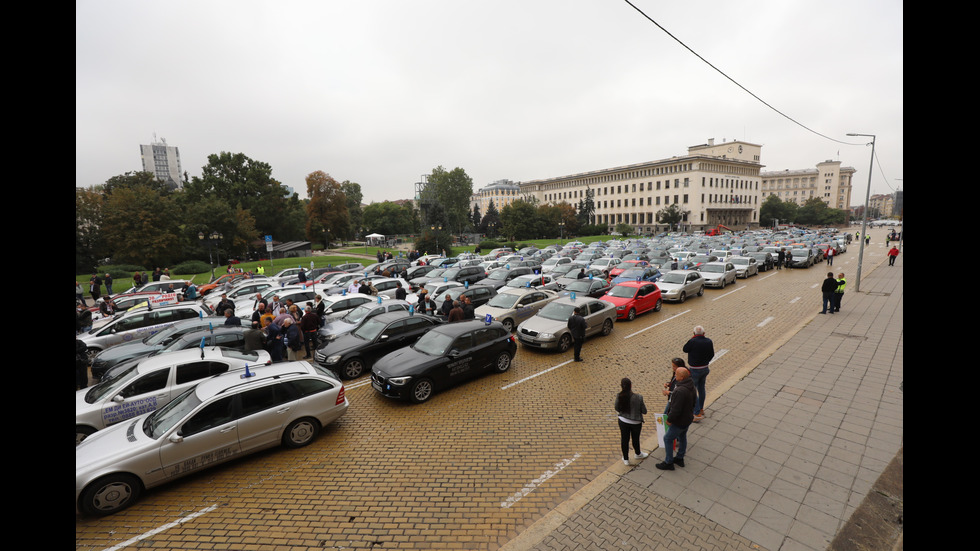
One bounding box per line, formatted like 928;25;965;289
140;137;183;190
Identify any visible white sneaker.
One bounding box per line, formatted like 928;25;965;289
623;459;630;465
635;452;648;459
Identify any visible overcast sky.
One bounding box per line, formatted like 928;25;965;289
76;0;903;207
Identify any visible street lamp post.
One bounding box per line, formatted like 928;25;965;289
198;230;223;281
430;225;442;255
847;133;875;293
559;221;565;242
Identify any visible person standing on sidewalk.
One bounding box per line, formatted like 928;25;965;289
615;377;648;465
834;272;846;312
662;358;686;413
821;272;837;314
657;367;694;470
567;306;587;362
683;326;714;422
887;246;900;266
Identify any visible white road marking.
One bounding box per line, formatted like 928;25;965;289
500;453;581;508
711;286;743;301
711;349;728;363
501;359;575;390
757;317;775;327
103;504;218;551
790;296;802;304
623;309;690;339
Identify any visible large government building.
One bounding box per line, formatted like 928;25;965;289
471;138;857;233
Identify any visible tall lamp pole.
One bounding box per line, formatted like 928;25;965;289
198;230;223;281
847;133;875;293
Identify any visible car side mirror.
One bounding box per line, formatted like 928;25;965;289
447;349;460;358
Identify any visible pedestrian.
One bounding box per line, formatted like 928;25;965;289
784;249;793;269
90;273;102;302
76;281;87;306
104;273;113;295
224;309;242;326
184;282;198;301
283;317;304;361
76;303;93;334
825;247;834;265
265;319;284;362
615;377;648;465
656;367;695;470
251;302;266;329
683;325;714;422
776;248;785;270
300;306;320;359
448;300;464;322
662;357;685;413
887;246;899;266
820;272;837;315
865;234;871;245
133;271;142;288
314;295;327;326
834;272;846;312
297;267;307;284
395;281;407;301
215;294;235;317
462;295;475;320
417;288;429;314
567;306;587;362
244;321;266;352
76;339;90;390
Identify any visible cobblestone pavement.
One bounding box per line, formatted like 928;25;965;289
76;229;902;551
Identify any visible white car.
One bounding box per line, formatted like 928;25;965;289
78;303;215;358
475;288;560;332
698;262;737;288
76;348;272;444
657;270;705;303
76;361;348;516
730;256;759;278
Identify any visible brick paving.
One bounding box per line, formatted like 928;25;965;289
76;230;902;551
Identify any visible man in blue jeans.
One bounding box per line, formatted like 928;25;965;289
657;366;695;470
683;325;714;422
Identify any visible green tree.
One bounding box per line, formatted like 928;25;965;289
340;181;363;241
480;200;501;237
656;203;688;230
305;171;349;245
425;166;474;235
759;195;799;227
101;184;183;267
362;201;416;235
576;188;595;225
76;187;106;273
614;222;632;238
500;200;539;240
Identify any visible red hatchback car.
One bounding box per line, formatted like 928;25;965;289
600;281;663;321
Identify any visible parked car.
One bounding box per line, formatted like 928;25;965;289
476;266;534;290
76;361;348;516
560;277;612;299
315;311;441;379
698;262;737;288
76;347;272;444
503;273;561;292
746;251;775;272
78;303;215;360
600;281;663;321
610;266;662;286
371;320;516;403
319;299;412;341
656;270;705;303
730;256;760;278
516;296;616;353
474;288;561;332
89;317;228;379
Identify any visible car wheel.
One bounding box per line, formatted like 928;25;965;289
626;308;636;321
494;352;512;373
654;298;662;312
282;417;321;448
679;291;686;303
697;286;705;297
601;318;613;336
719;278;725;288
409;378;434;403
342;358;365;379
501;319;514;332
557;334;573;353
76;425;96;446
80;473;142;517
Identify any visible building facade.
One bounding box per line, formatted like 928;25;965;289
760;160;855;210
519;139;765;233
471;179;523;215
139;138;183;190
868;193;894;218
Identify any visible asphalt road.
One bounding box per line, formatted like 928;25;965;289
75;229;895;551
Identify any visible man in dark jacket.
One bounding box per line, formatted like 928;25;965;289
567;306;588;362
657;367;695;470
820;272;837;314
683;325;714;421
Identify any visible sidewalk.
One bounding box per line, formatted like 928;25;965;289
504;249;903;551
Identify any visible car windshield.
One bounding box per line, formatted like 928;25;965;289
342;304;375;324
85;363;141;402
660;273;686;284
538;302;576;321
487;269;510;280
563;281;594;293
143;323;192;346
441;268;461;278
607;286;638;298
618;270;646;279
487;293;520;309
702;265;726;273
144;387;202;439
731;258;749;265
413;330;455;356
424;268;447;279
353;318;388;341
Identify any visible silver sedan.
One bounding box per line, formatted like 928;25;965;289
730;256;760;278
657;270;705;303
475;288;560;332
76;361;348;517
516;296;616;353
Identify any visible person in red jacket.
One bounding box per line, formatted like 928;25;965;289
887;246;900;266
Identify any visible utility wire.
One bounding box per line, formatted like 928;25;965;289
621;0;862;147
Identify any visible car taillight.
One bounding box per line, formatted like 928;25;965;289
336;385;346;405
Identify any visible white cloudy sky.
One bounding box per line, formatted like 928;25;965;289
76;0;903;206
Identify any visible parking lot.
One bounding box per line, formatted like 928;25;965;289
76;229;896;550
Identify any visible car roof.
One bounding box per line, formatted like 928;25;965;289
133;347;256;374
194;361;327;400
428;319;505;336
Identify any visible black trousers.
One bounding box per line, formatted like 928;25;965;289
573;337;584;360
618;419;642;460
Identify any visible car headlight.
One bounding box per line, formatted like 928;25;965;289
539;332;554;340
616;305;626;310
325;355;342;364
388;376;412;386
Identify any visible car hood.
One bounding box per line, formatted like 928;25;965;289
317;332;369;357
320;318;358;337
600;295;634;307
373;347;440;378
473;305;513;319
95;340;162;362
76;416;155;478
656;281;686;291
518;315;566;334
